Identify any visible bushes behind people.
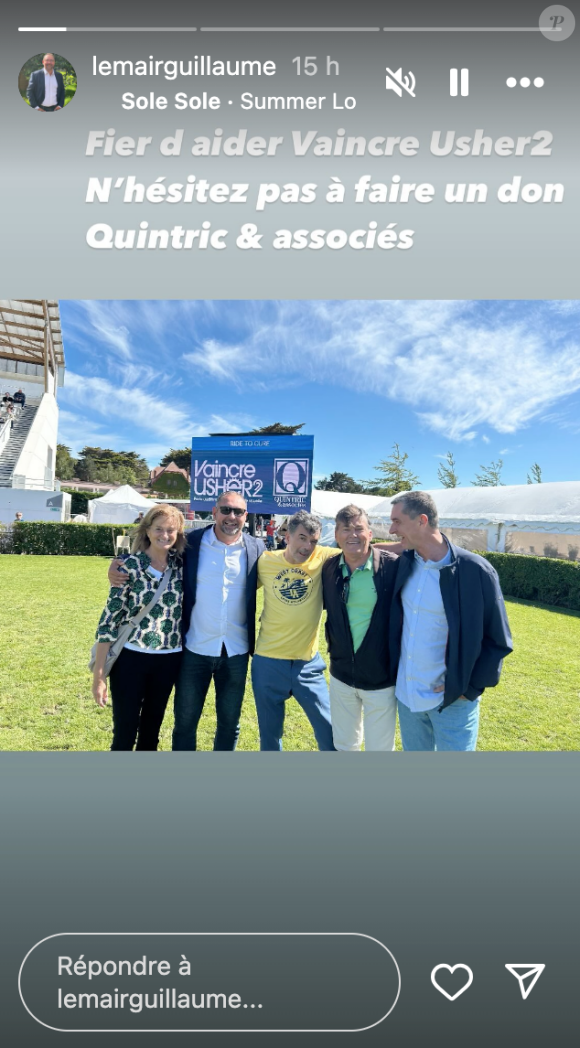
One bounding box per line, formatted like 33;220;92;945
5;525;580;609
60;489;104;515
480;551;580;612
11;521;134;556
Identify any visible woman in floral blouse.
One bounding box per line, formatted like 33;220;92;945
92;505;185;750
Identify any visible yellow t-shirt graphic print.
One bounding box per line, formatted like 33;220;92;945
256;546;339;662
273;564;313;605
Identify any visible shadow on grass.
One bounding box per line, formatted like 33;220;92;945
506;596;580;618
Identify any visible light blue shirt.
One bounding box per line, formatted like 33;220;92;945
396;541;452;712
185;526;248;657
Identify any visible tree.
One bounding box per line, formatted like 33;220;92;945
55;444;76;481
471;459;504;487
20;53;77;79
315;472;363;493
362;444;420;497
437;451;460;488
527;462;542;484
60;488;103;515
114;451;149;484
113;465;139;485
75;447;149;485
77;454;99;482
250;422;305;435
160;448;191;472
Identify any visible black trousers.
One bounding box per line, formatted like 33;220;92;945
109;648;182;751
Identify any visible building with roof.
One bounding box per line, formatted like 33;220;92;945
0;299;63;488
149;461;190;496
0;299;70;521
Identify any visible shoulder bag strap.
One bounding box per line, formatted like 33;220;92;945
110;565;173;654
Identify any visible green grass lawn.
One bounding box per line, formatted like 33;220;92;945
1;555;579;751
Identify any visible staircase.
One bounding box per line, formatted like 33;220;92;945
0;398;41;486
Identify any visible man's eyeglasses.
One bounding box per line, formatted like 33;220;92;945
218;506;246;517
340;576;351;604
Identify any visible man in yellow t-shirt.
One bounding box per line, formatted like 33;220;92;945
252;510;339;751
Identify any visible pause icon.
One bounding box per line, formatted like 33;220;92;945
450;68;469;96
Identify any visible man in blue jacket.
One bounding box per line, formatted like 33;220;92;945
389;491;513;751
27;54;65;111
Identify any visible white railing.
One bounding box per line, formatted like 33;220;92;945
11;475;60;491
0;422;10;454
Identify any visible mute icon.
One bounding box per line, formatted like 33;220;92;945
385;67;416;98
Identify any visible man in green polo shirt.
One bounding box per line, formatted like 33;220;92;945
321;505;400;751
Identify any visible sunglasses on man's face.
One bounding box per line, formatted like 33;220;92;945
218;506;246;517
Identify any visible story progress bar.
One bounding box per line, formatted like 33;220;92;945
18;26;562;33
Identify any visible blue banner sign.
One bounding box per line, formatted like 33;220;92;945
190;435;314;514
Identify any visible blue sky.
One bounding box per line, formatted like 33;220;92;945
58;300;580;488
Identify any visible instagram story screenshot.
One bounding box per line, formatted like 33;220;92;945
0;2;578;1046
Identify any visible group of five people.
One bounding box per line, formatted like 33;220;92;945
92;490;513;752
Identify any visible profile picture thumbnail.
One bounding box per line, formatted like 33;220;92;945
18;52;77;112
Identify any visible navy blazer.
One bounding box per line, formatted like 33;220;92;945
389;540;513;709
27;69;65;109
182;525;265;654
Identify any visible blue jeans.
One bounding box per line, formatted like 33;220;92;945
397;697;481;752
251;653;335;752
172;648;249;751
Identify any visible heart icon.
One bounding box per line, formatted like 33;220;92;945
431;964;474;1001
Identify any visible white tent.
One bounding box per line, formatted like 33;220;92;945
373;482;580;553
374;481;580;526
311;490;390;519
309;490;394;545
308;482;580;555
88;485;158;525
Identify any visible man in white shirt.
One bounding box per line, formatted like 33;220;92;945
174;491;265;749
27;54;65;112
112;491;264;750
389;491;513;751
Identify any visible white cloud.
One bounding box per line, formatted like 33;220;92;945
499;445;522;455
547;301;580;316
62;372;196;441
59;373;259;462
183;340;254;382
77;301;133;360
181;301;580;441
61;300;580;446
57;410;120;458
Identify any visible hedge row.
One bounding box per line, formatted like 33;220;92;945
6;525;580;610
60;488;104;515
480;551;580;612
11;522;135;557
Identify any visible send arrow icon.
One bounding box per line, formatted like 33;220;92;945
505;964;546;999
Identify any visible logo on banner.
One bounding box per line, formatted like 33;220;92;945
273;458;310;495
